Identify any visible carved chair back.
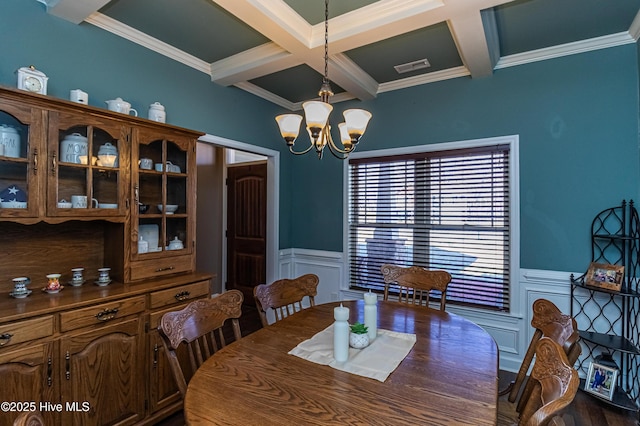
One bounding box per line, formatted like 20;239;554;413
519;337;580;426
254;274;319;327
509;299;582;415
511;300;581;416
380;264;452;311
158;289;244;396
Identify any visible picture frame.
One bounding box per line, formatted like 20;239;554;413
584;262;624;291
585;362;618;401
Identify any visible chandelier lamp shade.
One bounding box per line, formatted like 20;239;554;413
275;0;372;160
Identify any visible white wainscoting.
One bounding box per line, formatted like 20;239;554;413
279;248;578;373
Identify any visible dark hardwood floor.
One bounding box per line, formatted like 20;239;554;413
156;304;639;426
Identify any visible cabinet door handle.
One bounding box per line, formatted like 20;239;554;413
153;344;159;367
47;357;52;386
0;333;13;346
51;152;57;176
33;148;38;175
174;291;191;301
155;266;175;273
95;307;119;321
65;351;70;380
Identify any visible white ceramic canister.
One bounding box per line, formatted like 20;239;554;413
60;133;88;164
97;142;119;167
148;102;166;123
0;124;21;158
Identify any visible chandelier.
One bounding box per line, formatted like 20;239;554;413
275;0;372;160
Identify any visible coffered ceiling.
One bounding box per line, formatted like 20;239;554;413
40;0;640;111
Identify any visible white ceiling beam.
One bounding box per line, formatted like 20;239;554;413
211;43;303;86
447;11;494;78
39;0;111;24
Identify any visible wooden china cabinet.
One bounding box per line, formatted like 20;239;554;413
0;86;209;426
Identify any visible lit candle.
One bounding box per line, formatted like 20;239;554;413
364;290;378;341
333;303;349;362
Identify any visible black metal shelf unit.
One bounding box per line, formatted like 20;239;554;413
570;200;640;415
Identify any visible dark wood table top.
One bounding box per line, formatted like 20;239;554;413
184;300;499;425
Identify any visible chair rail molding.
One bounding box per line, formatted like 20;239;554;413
278;248;576;373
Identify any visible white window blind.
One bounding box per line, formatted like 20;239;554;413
348;144;511;311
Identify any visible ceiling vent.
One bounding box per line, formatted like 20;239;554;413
394;59;431;74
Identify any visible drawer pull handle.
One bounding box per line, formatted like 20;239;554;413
95;307;119;321
175;291;191;301
0;333;13;346
155;266;175;272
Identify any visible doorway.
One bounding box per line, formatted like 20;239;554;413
195;135;279;299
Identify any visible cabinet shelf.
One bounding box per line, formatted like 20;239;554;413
571;276;640;298
578;331;640;355
579;378;639;412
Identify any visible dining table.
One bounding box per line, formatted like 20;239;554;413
183;299;499;425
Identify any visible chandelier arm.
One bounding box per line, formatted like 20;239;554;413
326;130;351;155
289;142;316;156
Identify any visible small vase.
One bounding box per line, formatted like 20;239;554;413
349;332;370;349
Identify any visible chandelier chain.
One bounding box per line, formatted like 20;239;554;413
324;0;329;83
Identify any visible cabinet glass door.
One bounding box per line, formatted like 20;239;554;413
134;128;192;259
49;112;127;217
0;100;42;218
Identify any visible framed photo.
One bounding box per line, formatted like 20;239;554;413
584;262;624;291
585;362;618;401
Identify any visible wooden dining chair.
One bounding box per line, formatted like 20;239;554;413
517;337;580;426
380;264;452;311
158;289;244;397
13;411;45;426
499;299;581;409
254;274;319;327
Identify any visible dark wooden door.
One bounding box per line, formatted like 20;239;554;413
226;162;267;305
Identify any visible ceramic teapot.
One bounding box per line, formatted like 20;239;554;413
105;97;137;116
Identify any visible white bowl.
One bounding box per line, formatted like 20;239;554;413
98;203;118;209
58;201;72;208
0;201;27;208
157;204;178;214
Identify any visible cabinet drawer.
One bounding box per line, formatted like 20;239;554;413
130;255;193;281
0;316;54;349
60;296;146;332
149;280;210;310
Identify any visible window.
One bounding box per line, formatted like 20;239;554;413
347;140;514;312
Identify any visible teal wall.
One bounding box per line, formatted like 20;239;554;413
2;1;639;273
290;46;640;272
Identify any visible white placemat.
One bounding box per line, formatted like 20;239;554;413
288;324;416;382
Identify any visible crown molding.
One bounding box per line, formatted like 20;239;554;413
377;66;470;93
85;12;211;75
495;32;636;69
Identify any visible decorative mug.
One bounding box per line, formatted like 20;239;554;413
71;195;98;208
71;268;84;285
98;267;111;283
12;277;29;293
139;158;153;169
46;274;61;291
